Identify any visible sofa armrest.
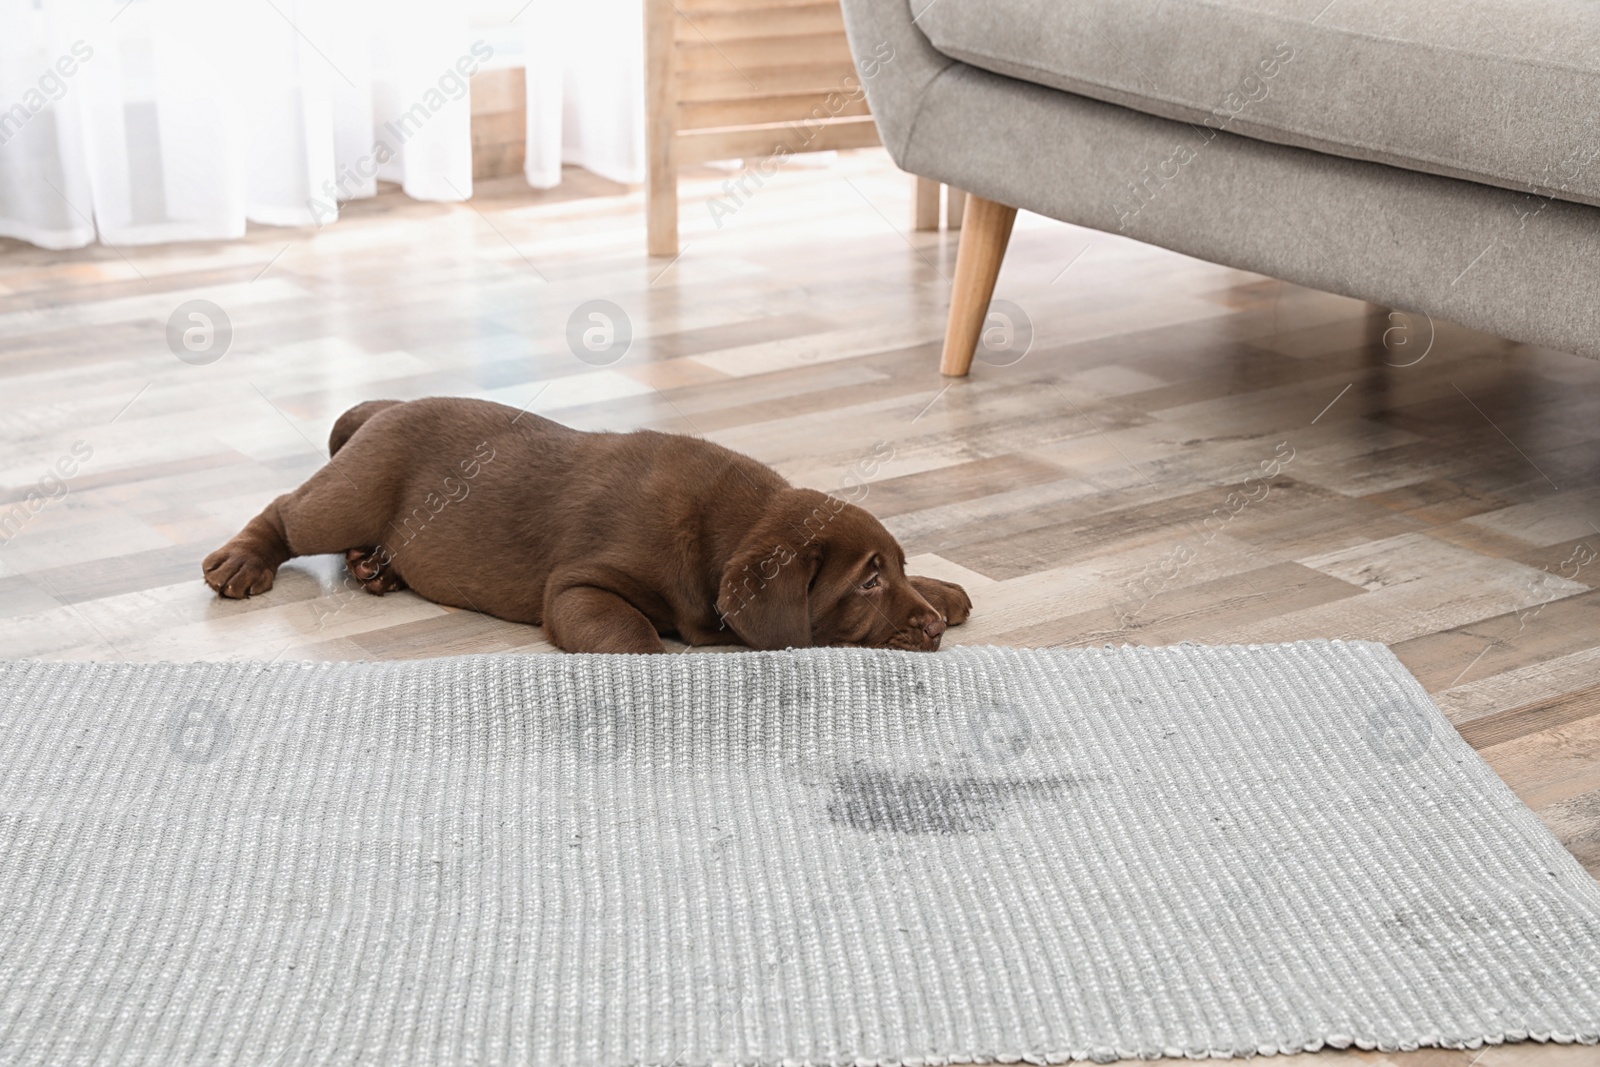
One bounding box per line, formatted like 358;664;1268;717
839;0;958;166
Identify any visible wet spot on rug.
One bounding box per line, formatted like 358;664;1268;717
826;771;1082;835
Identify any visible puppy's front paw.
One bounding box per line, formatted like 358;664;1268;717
203;544;278;599
910;575;972;626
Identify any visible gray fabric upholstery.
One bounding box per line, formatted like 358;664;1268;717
841;0;1600;360
915;0;1600;210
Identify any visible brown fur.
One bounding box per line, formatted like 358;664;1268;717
203;397;971;654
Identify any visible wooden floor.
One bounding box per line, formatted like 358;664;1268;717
1;150;1597;1066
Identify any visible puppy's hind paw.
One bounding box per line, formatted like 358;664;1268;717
203;545;279;599
344;547;406;595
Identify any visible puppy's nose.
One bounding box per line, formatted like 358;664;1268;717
923;617;947;640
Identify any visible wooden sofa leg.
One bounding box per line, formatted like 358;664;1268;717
914;177;941;231
939;195;1017;376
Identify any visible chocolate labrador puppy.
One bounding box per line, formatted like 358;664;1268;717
203;397;971;653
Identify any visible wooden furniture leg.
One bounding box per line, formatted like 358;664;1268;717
939;194;1017;376
914;177;941;231
645;0;678;256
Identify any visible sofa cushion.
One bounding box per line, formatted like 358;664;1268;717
914;0;1600;209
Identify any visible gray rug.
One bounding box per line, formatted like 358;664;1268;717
1;642;1597;1066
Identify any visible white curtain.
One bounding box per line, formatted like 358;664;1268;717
0;0;477;249
521;0;645;189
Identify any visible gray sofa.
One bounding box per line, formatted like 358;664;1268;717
839;0;1600;375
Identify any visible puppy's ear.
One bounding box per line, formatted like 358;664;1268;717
716;535;820;650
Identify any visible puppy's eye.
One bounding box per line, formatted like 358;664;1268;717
861;573;881;590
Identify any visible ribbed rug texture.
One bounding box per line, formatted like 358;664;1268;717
1;641;1597;1066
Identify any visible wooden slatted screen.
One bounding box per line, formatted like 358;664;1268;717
646;0;882;254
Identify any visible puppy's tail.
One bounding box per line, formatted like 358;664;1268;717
328;400;403;457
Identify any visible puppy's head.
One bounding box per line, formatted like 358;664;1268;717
716;489;947;651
